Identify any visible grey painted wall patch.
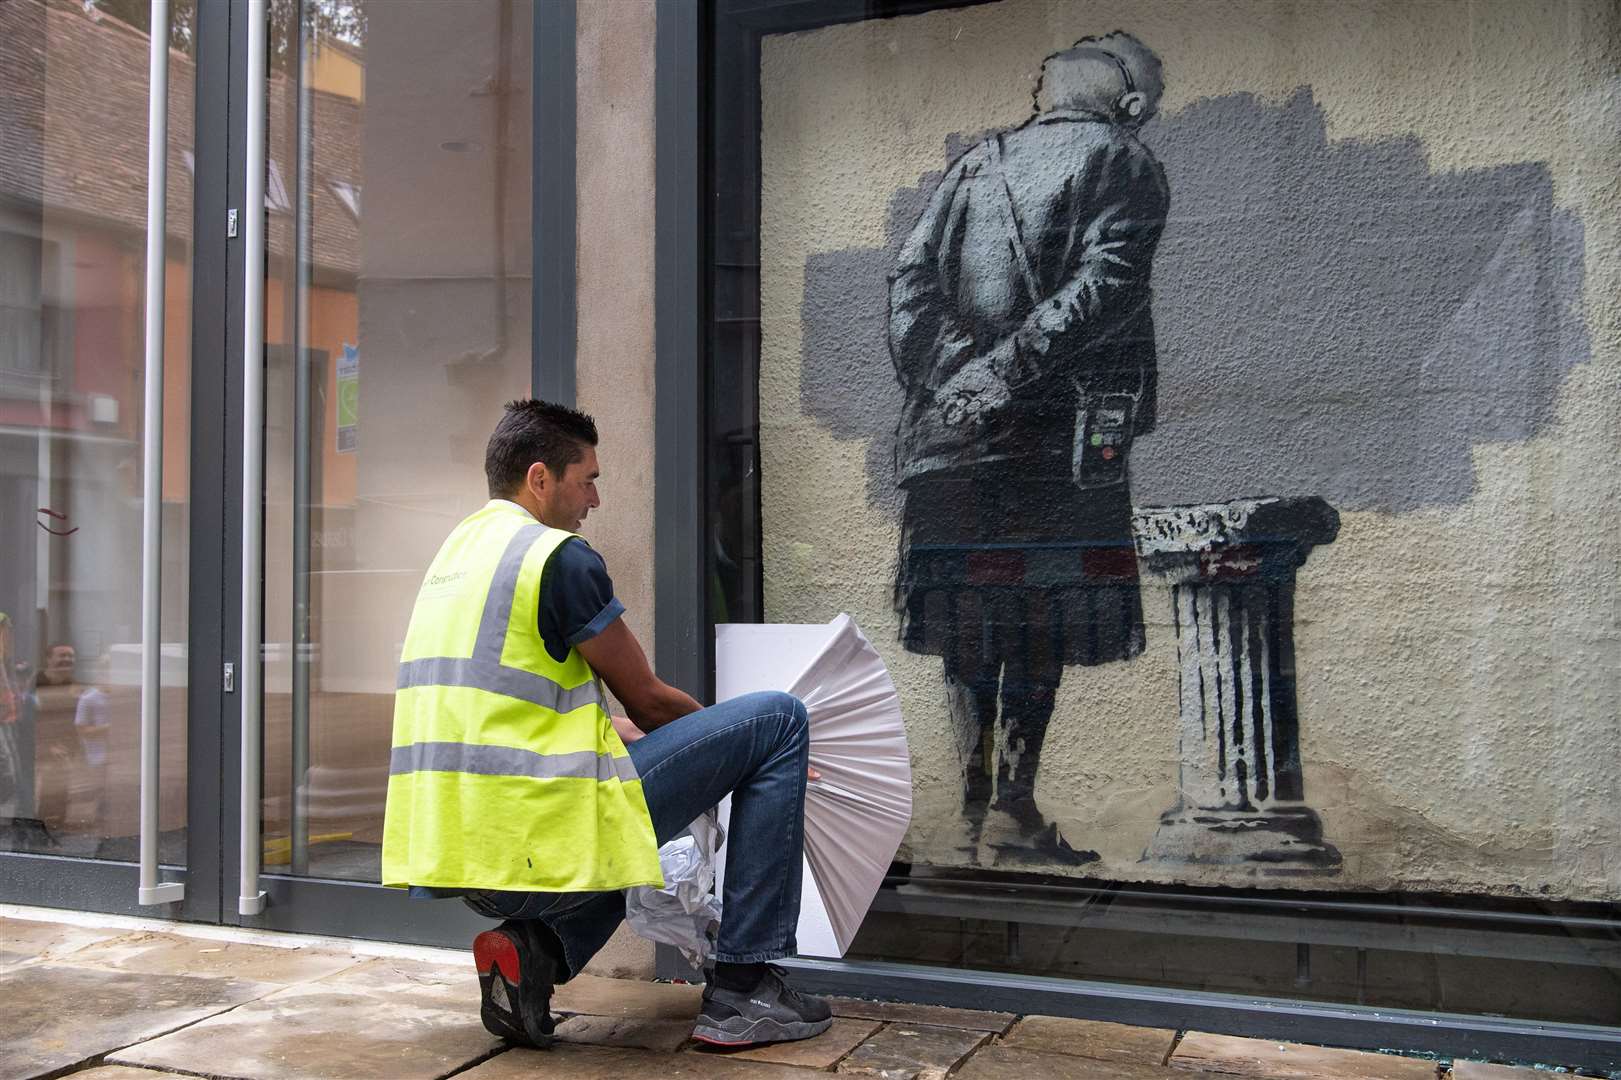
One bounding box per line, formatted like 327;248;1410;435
802;90;1589;515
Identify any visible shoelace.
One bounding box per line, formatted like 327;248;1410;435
763;964;812;1008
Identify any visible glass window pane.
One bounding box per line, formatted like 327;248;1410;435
260;0;534;881
0;0;194;861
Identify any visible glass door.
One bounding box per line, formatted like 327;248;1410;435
235;0;535;942
0;0;213;917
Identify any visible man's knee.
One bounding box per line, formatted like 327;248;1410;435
724;690;809;757
750;689;808;745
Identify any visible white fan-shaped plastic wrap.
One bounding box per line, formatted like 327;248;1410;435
786;615;913;955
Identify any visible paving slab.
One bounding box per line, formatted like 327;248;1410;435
0;915;124;967
0;963;275;1080
1449;1064;1547;1080
463;1043;818;1078
837;1021;990;1079
554;1013;696;1052
1002;1015;1178;1065
1170;1033;1440;1080
829;996;1017;1034
955;1044;1184;1080
110;978;501;1080
60;929;363;984
692;1017;884;1069
63;1067;196;1080
317;954;480;1007
550;972;705;1020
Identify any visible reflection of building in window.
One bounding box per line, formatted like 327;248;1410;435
266;159;295;214
309;35;365;103
329;181;360;220
0;0;259;809
0;0;361;491
0;234;69;386
0;233;46;376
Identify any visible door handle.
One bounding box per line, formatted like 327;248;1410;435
238;0;269;917
138;0;183;909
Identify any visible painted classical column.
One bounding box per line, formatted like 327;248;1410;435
1133;497;1342;872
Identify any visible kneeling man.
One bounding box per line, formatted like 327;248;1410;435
383;399;831;1048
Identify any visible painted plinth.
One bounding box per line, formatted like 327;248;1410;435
1133;497;1342;873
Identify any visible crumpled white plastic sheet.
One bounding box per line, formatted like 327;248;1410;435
624;809;724;968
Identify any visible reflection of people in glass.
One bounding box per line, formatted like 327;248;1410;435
74;681;111;834
31;643;85;834
889;33;1168;867
0;613;22;821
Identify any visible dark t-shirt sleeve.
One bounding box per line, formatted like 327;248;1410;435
539;537;624;663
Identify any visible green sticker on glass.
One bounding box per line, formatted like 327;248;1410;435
336;342;359;454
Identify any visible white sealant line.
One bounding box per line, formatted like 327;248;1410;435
0;903;468;966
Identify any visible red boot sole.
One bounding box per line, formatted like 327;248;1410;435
473;930;521;986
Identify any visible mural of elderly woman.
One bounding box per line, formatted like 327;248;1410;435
889;32;1169;868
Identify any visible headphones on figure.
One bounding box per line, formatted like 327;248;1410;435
1073;45;1149;122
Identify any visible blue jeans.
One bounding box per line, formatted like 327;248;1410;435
463;689;810;978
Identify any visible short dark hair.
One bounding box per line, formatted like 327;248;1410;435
485;399;599;498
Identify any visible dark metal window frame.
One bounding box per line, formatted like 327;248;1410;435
652;0;1621;1069
654;0;707;700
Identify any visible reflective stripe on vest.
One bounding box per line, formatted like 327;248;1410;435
395;657;604;714
389;742;640;784
390;519;628;781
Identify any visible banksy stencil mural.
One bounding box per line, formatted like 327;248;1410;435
758;0;1615;898
886;33;1347;873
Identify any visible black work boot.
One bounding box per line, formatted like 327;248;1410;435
693;964;833;1047
472;920;561;1047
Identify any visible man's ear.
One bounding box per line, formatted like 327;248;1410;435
1118;91;1148;121
524;460;551;497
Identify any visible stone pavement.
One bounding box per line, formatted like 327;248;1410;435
0;907;1578;1080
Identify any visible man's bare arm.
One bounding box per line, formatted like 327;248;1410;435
577;618;702;732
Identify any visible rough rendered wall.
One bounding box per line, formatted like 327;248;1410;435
575;0;659;978
759;0;1621;898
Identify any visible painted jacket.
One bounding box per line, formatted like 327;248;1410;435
888;110;1169;485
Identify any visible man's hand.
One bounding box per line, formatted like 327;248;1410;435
615;709;818;779
581;620;822;780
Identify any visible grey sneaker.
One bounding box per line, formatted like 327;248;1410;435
692;965;834;1047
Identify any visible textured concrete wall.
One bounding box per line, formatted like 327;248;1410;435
574;0;658;978
576;0;657;655
760;0;1621;898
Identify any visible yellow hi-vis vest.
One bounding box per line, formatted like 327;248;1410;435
381;500;662;893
